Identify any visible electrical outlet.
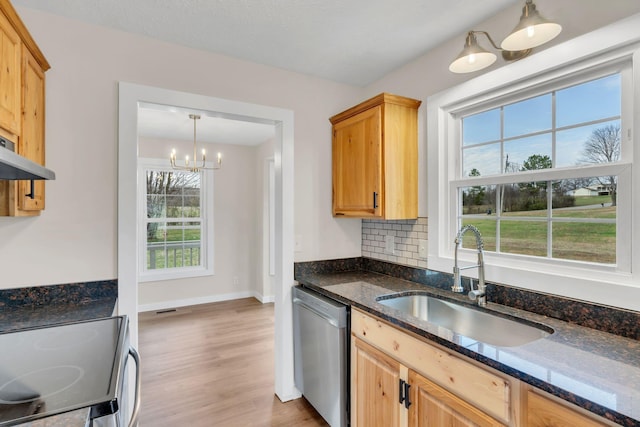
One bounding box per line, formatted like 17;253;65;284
384;235;395;255
418;239;428;259
233;276;239;286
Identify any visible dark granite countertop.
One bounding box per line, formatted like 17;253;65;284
0;280;117;427
296;270;640;426
0;280;117;333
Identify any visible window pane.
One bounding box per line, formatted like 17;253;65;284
503;135;552;173
553;176;617;211
504;94;551;138
463;108;500;146
147;195;166;218
462;184;497;215
500;182;548;214
556;120;621;167
552;222;615;264
146;222;165;243
147;243;166;270
463;143;501;177
557;74;621;128
500;220;547;257
461;218;496;252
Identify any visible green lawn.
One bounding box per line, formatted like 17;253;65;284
462;206;616;264
573;195;612;207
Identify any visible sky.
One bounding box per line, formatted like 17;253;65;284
462;73;621;177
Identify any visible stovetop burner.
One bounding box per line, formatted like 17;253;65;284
0;317;126;426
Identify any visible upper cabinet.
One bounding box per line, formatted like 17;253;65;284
330;93;421;219
0;0;50;216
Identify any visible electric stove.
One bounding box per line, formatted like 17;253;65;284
0;316;136;426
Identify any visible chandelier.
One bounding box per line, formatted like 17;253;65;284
169;114;222;172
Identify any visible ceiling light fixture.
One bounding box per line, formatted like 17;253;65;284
449;0;561;74
170;114;222;173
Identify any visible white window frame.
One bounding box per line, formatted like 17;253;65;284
427;16;640;311
137;158;215;282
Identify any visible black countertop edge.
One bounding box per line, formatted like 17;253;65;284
295;273;640;427
295;257;640;341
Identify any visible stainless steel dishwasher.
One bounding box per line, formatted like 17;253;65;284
292;286;349;427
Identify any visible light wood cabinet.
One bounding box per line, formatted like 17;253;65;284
409;370;505;427
351;308;512;427
330;93;421;219
0;9;21;139
525;389;609;427
0;0;50;216
352;336;404;427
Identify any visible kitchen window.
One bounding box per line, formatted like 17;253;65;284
137;158;214;281
426;20;640;310
457;73;623;265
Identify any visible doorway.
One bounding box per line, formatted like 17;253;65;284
117;82;298;401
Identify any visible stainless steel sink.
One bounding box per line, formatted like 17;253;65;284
376;293;551;347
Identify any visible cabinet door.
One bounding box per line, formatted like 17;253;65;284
18;45;45;211
0;10;21;137
352;336;402;427
408;370;506;427
332;106;382;217
527;391;607;427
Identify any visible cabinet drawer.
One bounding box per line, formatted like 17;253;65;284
352;308;512;423
526;390;609;427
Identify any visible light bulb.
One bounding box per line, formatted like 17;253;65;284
527;26;535;38
468;53;476;64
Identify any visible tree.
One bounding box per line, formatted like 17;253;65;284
516;154;551;210
580;124;621;206
146;170;201;241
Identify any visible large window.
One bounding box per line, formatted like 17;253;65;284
138;159;214;281
426;19;640;310
458;73;622;265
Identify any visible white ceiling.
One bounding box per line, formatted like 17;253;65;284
14;0;520;144
138;103;276;146
14;0;520;87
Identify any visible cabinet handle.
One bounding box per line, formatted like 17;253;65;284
373;192;378;209
404;382;412;409
25;180;35;199
399;379;412;409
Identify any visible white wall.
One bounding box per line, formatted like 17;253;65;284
256;138;276;302
0;6;364;291
137;137;260;309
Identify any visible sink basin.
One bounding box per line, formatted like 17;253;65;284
376;293;551;347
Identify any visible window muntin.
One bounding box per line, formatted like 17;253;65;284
459;73;622;266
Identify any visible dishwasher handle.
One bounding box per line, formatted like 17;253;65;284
293;297;343;328
127;347;141;427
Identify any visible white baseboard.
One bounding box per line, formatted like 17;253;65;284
138;290;276;312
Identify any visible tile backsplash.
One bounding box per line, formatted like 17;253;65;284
362;217;428;268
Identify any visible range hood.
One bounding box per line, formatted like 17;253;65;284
0;139;55;181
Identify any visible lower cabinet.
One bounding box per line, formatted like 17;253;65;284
351;337;403;427
351;308;511;427
351;308;616;427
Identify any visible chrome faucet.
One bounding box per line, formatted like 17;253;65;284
452;225;487;307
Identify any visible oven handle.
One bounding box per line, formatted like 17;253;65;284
128;347;141;427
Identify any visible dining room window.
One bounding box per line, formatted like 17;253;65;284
138;158;214;281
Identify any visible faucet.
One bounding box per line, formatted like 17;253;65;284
452;224;487;307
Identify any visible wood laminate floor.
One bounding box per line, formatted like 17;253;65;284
137;298;329;427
